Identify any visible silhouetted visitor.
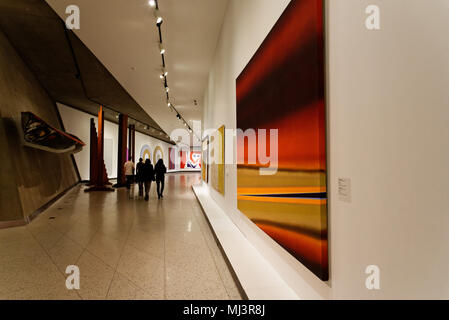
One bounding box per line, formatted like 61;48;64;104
124;159;135;189
154;159;167;199
136;158;144;197
142;159;154;201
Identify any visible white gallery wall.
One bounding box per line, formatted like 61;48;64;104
57;103;175;180
135;130;172;169
57;104;120;179
202;0;449;299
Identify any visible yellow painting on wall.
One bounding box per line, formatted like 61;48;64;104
210;125;225;195
153;146;164;165
202;138;208;182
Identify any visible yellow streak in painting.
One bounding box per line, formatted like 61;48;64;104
237;195;326;205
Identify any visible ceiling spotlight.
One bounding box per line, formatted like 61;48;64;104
154;8;163;25
164;71;168;76
165;87;170;92
160;48;165;55
176;114;181;120
148;0;156;7
160;74;164;79
189;129;193;133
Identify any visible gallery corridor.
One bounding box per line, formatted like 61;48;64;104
0;173;242;300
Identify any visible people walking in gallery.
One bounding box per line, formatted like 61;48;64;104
154;159;167;199
143;159;154;201
136;158;144;197
124;158;135;190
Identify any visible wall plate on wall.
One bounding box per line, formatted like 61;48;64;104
338;178;351;203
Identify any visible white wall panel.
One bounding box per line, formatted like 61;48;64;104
202;0;449;299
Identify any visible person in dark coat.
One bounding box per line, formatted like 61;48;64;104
143;159;154;201
135;158;144;197
154;159;167;199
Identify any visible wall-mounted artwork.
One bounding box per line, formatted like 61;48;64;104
210;125;225;195
180;151;202;170
140;144;151;162
202;138;209;182
169;147;176;170
153;146;164;165
180;151;186;169
236;0;328;280
21;112;85;153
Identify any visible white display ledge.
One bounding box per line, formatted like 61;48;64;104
192;184;299;300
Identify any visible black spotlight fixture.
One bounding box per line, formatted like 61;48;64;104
150;0;192;130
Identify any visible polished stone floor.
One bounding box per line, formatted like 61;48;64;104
0;173;242;300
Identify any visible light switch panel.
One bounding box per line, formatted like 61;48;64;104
338;178;351;203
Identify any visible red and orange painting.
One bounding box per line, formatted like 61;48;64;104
169;147;175;170
236;0;328;280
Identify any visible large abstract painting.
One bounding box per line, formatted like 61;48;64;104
169;147;176;170
140;144;152;162
236;0;327;280
153;146;164;165
210;125;225;195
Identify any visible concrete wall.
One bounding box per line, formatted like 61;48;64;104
202;0;449;299
0;29;78;224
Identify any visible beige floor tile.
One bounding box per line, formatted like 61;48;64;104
0;235;46;264
0;254;64;295
46;215;80;234
75;212;107;229
76;250;115;300
165;222;207;246
131;219;165;235
165;235;210;260
213;257;244;300
86;233;127;268
48;236;84;273
126;229;165;259
164;211;198;227
27;224;64;251
0;277;80;300
165;237;222;285
106;271;164;300
117;245;164;294
165;264;229;300
134;214;165;226
65;220;99;247
0;226;33;244
0;174;242;300
99;216;134;229
106;272;145;300
226;285;244;300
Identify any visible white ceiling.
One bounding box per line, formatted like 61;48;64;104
45;0;228;142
